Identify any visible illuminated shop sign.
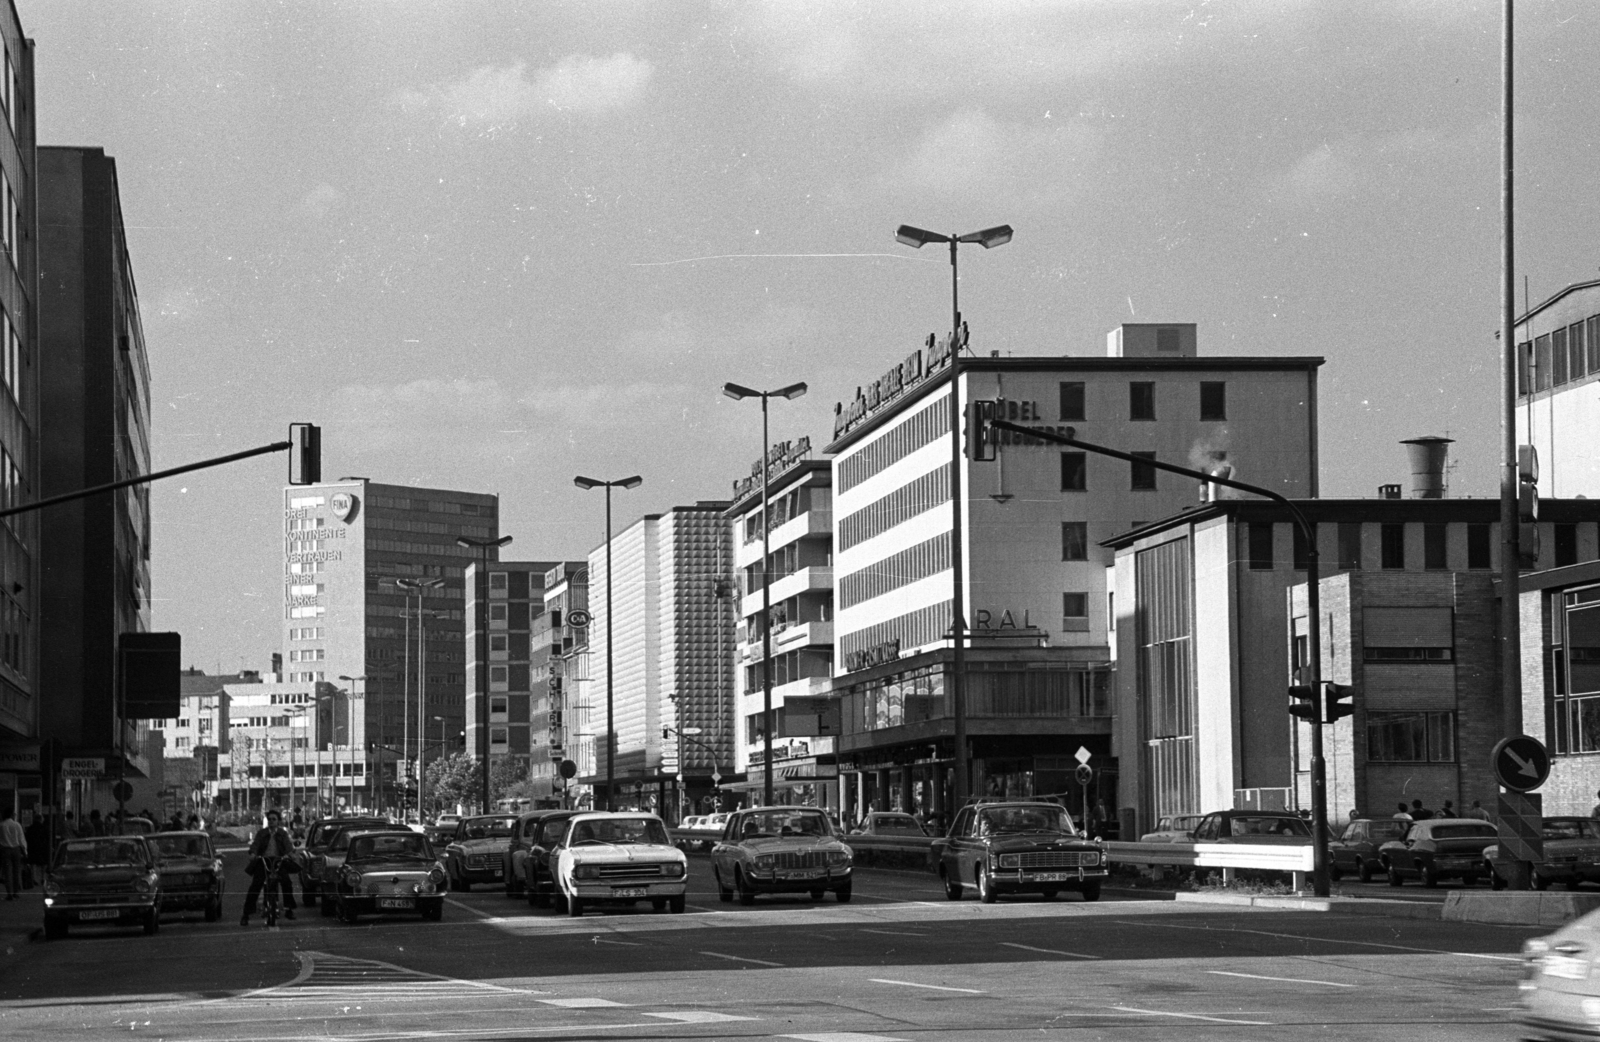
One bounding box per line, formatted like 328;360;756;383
844;638;900;673
832;325;965;440
731;436;813;500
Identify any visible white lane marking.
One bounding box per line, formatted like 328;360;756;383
868;978;984;994
861;928;927;937
781;1034;910;1042
445;896;495;919
999;942;1099;959
538;997;629;1008
592;938;644;946
699;950;783;967
1112;919;1523;962
646;1011;759;1023
1206;970;1356;988
1112;1005;1272;1025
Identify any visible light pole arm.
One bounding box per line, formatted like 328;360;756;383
0;440;291;519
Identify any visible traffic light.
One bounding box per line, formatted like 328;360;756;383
289;422;321;485
1288;684;1319;722
1324;683;1356;723
964;400;996;461
1518;443;1540;568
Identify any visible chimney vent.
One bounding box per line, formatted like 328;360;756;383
1401;436;1454;499
1378;484;1402;500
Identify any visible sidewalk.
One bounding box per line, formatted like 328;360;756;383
0;885;41;948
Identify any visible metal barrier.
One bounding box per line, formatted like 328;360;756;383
1108;840;1313;889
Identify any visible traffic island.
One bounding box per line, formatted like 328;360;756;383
1442;890;1600;926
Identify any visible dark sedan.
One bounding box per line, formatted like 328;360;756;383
42;836;162;939
934;801;1106;903
1379;818;1498;887
517;811;577;908
443;814;517;891
147;831;224;922
1330;818;1411;883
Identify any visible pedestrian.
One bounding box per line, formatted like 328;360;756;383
1410;799;1433;821
0;807;26;899
1439;799;1456;819
87;809;104;836
23;811;48;886
1466;800;1492;822
1393;802;1413;821
1591;789;1600;819
241;809;297;926
187;813;201;830
1348;808;1360;823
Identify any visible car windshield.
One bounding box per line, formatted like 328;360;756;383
463;817;516;839
1228;816;1311;837
568;817;671;846
1367;821;1410;841
540;819;572;846
979;806;1074;836
738;810;834;840
875;816;923;831
1431;824;1498;840
149;835;211;859
1544;819;1596;840
55;839;146;867
348;833;434;860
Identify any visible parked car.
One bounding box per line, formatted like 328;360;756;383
1484;817;1600;891
328;829;447;923
42;836;163;939
1517;901;1600;1036
146;831;225;922
521;811;577;908
712;806;854;905
934;800;1107;903
552;812;688;917
316;821;414;917
1330;818;1412;882
1189;810;1314;844
298;817;391;907
851;812;928;837
424;813;462;845
505;809;573;897
1378;818;1498;887
442;814;518;892
1139;814;1205;843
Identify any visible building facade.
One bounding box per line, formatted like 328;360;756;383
281;480;498;804
462;559;558;794
37;146;154;817
826;323;1320;827
1515;279;1600;498
529;561;585;803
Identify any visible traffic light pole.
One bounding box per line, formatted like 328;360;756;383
989;419;1334;897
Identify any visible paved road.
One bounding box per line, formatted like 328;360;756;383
0;849;1545;1041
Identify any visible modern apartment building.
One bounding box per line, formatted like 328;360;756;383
280;480;499;799
462;559;558;789
529;561;585;803
0;6;35;821
37;146;154;816
826;323;1320;825
583;502;734;817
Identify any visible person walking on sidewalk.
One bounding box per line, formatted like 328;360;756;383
24;811;47;888
0;808;26;899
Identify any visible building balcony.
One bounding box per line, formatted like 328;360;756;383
740;673;833;708
740;620;833;661
736;509;833;564
743;567;832;616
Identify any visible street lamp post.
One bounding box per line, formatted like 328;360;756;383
284;706;308;818
573;475;644;812
427;714;446;819
893;223;1012;808
339;674;366;813
394;577;444;820
457;535;514;814
721;381;807;808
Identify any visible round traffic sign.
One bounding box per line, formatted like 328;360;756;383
1074;764;1093;786
558;759;578;780
111;780;133;803
1492;734;1550;792
566;609;592;627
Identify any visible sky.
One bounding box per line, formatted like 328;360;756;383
17;0;1600;674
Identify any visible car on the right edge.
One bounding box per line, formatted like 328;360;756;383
934;800;1107;903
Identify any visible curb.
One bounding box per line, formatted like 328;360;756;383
1443;890;1600;927
1173;891;1442;919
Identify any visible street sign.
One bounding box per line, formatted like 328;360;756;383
1492;735;1551;792
1074;746;1092;765
61;757;105;779
111;780;133;803
1074;764;1093;786
712;770;722;785
567;609;592;627
1498;790;1545;863
558;759;578;780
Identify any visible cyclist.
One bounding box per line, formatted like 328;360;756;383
241;809;298;926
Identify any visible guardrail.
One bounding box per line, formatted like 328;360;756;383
1108;840;1313;888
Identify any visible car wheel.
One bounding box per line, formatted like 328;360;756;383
669;895;686;914
941;868;963;901
1422;865;1440;889
715;868;733;904
835;882;852;903
809;890;825;902
43;915;66;940
566;892;585;918
143;910;160;935
1357;858;1373;884
1385;862;1403;887
977;865;997;904
1079;881;1102;903
552;887;569;914
1040;890;1059;901
1491;864;1507;891
1534;873;1551;891
320;894;336;917
735;868;756;906
651;898;667;912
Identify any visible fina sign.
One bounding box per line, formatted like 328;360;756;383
331;492;359;524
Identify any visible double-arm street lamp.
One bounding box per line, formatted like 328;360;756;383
457;535;514;814
339;675;367;813
394;575;444;817
574;474;643;811
893;223;1012;807
722;381;807;807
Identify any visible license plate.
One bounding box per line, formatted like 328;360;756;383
1027;872;1073;882
378;898;414;909
611;887;647;898
77;909;119;920
1545;955;1590;981
778;870;821;880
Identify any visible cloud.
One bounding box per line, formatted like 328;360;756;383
395;54;653;127
1282;122;1496;203
888;107;1106;202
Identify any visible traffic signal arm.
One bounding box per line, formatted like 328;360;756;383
1288;684;1320;723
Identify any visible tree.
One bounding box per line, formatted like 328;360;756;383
491;757;532;805
425;753;481;816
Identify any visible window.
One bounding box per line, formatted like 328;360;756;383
1130;451;1157;491
490;728;508;747
1367;711;1456;762
1554;327;1571;386
1571;322;1587;380
1059;382;1085;421
1247;522;1274;570
1061;452;1086;491
1364;647;1454;662
1536;334;1553;391
1424;524;1448;570
1590;315;1600;374
489;604;507;622
1199;382;1226;421
490;634;508;653
1129;382;1156;421
490;572;508;591
1556;524;1579;568
490;696;508;716
489;665;508;684
1061;522;1088;561
1467;523;1492;570
1062;592;1089;631
1380;524;1406;569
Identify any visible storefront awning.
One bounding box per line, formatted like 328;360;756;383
719;762;838;792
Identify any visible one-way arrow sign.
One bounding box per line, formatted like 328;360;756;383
1492;735;1551;793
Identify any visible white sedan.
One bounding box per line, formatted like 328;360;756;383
553;812;688;917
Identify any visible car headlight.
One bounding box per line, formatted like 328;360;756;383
343;867;362;887
429;867;446;885
1083;852;1101;866
133;876;153;893
662;862;686;877
997;854;1020;869
827;850;852;866
573;864;601;880
754;855;776;871
43;880;59;898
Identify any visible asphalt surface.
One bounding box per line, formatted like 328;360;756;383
0;847;1548;1041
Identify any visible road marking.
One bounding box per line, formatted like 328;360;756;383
238;951;544;1002
646;1011;758;1023
1206;970;1355;988
869;978;984;993
780;1034;910;1042
699;950;783;967
1112;919;1523;962
1112;1005;1272;1025
592;937;645;946
999;941;1099;959
538;997;629;1008
861;928;927;937
445;896;496;919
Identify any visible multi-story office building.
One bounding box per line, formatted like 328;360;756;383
529;561;585;803
155;668;247;812
584;502;734;817
215;677;370;814
462;559;558;790
0;7;35;821
280;480;498;798
37;147;154;818
1515;278;1600;498
725;450;835;805
826;323;1320;826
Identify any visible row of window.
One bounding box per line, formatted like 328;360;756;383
286;648;324;662
366;514;495;540
285;671;324;682
838;533;949;609
1060;451;1158;491
366;495;491;516
1;307;22;408
838;398;948;494
1059;380;1228;423
742;486;814;543
288;627;324;640
2;595;28;677
838;466;948;552
1245;522;1498;572
1519;315;1600;394
0;167;18;274
3;43;20;140
1367;710;1456;763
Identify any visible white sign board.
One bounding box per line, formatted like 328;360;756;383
1074;746;1092;765
62;757;106;778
